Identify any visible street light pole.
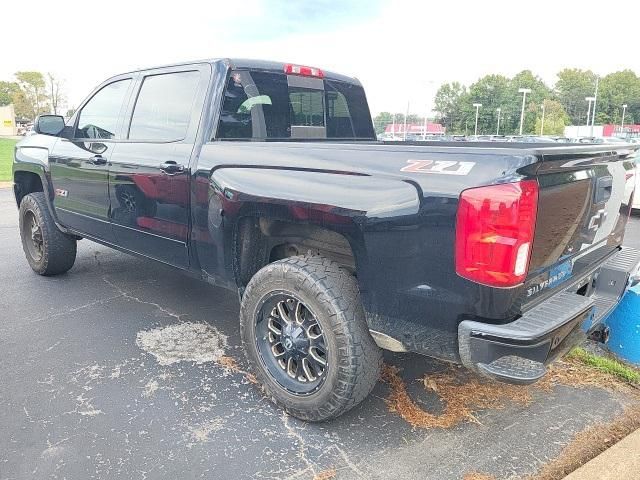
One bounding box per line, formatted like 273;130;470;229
496;108;501;135
403;101;409;141
591;77;599;137
540;102;545;136
518;88;531;135
621;104;628;131
422;80;435;140
473;103;482;136
392;113;396;138
423;104;428;140
585;96;595;137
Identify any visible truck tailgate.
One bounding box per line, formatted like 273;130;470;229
524;146;637;305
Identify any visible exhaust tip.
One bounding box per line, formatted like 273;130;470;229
588;325;611;344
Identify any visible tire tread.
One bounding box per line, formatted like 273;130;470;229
240;255;382;421
19;192;76;276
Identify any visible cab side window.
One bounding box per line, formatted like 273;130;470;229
76;79;131;139
128;71;201;142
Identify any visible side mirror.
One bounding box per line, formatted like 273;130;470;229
34;115;66;136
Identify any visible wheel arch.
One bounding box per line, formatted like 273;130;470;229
13;170;44;207
13;163;68;234
232;212;363;288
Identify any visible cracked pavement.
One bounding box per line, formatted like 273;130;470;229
2;187;640;480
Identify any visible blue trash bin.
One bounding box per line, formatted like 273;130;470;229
604;283;640;365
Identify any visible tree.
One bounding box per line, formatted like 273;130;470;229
466;74;511;135
11;90;33;120
554;69;598;126
508;70;552;135
0;81;20;107
14;71;49;120
534;99;569;135
47;73;66;115
373;112;392;134
434;82;466;132
594;70;640;126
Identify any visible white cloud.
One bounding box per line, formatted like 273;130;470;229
3;0;639;115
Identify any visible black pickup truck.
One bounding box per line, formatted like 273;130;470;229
12;58;640;421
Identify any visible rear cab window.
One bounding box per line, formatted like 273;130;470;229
215;69;375;141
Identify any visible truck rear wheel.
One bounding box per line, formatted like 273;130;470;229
19;192;77;276
240;255;382;421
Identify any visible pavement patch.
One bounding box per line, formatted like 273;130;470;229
136;322;227;366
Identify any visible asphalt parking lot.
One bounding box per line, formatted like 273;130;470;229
1;186;640;480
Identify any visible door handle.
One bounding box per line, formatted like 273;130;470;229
90;155;107;166
595;176;613;203
160;161;185;175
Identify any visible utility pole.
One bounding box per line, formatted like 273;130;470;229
540;102;546;136
518;88;531;135
496;108;501;135
622;104;628;131
473;103;482;136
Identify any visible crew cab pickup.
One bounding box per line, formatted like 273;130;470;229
12;58;640;421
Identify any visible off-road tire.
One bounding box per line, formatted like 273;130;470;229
240;255;382;421
19;192;77;275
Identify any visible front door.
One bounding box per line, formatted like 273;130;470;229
49;78;133;242
108;67;208;268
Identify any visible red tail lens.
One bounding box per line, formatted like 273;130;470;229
284;64;325;78
455;180;538;287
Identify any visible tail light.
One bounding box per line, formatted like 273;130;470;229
284;63;324;78
455;180;538;287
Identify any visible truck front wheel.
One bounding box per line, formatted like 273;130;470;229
240;255;382;421
19;192;77;276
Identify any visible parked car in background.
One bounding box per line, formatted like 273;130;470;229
508;135;557;143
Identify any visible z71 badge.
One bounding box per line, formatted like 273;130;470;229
400;159;475;175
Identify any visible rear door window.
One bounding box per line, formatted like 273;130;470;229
128;70;200;142
216;70;374;140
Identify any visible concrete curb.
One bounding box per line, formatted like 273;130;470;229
563;428;640;479
0;182;13;189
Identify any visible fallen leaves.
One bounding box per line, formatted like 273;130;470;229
462;473;496;480
217;355;258;385
382;365;531;429
381;354;640;431
313;468;337;480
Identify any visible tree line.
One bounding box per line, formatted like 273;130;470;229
374;68;640;136
0;71;69;121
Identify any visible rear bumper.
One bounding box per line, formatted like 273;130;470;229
458;246;640;384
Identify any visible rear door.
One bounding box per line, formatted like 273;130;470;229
108;64;209;268
49;77;133;241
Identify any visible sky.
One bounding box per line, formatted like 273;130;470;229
3;0;640;116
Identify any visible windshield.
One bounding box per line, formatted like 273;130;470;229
215;70;375;141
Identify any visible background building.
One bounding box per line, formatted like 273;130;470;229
0;105;17;136
384;122;445;136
